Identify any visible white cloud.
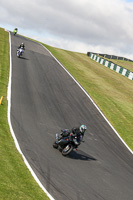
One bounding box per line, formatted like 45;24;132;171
0;0;133;59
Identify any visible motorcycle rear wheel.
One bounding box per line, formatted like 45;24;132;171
62;144;73;156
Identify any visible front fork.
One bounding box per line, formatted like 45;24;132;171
56;133;60;143
56;133;59;139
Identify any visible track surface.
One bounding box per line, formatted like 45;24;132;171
10;33;133;200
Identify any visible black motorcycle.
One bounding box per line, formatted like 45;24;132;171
53;129;83;156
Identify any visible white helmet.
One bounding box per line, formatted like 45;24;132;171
80;125;87;134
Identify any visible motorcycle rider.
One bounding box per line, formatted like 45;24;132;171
13;28;18;35
18;43;25;50
60;125;87;146
17;43;25;57
71;125;87;146
17;43;25;55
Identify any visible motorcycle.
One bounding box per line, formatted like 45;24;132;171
53;129;83;156
13;28;18;35
17;48;23;58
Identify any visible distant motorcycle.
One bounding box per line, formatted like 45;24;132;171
13;28;18;35
53;129;83;156
17;48;23;58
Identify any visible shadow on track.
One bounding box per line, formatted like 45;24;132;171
18;57;29;60
66;150;97;161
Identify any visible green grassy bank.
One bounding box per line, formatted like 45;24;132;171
0;28;49;200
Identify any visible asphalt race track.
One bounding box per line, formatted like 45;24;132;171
10;33;133;200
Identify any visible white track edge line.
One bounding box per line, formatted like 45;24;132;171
40;43;133;155
7;32;55;200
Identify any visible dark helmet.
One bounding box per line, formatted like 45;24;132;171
80;125;87;134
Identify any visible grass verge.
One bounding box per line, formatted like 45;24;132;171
0;28;50;200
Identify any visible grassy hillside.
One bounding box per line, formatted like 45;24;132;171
42;43;133;151
0;28;50;200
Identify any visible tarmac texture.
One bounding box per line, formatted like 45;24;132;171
10;33;133;200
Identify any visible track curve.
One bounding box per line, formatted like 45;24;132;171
10;33;133;200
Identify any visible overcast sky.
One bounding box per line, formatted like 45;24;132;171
1;0;133;59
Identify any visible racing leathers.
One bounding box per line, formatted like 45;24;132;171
18;44;25;50
71;127;84;146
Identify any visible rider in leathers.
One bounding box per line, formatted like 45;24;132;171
56;125;87;148
13;28;18;35
18;43;25;50
17;43;25;56
70;125;87;146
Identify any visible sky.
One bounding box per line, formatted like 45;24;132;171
1;0;133;59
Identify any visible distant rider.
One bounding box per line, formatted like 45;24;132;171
13;28;18;35
18;43;25;50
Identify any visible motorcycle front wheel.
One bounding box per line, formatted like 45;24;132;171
53;141;58;149
17;52;20;58
62;144;73;156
